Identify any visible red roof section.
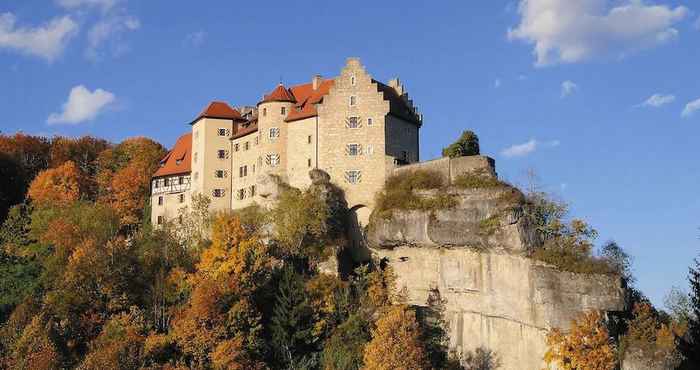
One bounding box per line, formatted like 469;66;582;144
285;79;334;122
153;133;191;177
260;84;296;104
190;101;243;124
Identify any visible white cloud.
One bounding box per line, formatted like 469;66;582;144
494;78;501;88
638;93;675;108
502;139;538;157
56;0;119;12
47;85;116;125
184;30;206;47
561;80;578;98
681;98;700;118
508;0;688;66
86;14;140;59
501;139;559;158
0;13;78;62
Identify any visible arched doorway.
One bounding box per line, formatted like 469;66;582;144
346;204;372;265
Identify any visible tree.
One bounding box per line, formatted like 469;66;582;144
269;265;316;368
623;302;682;369
599;241;634;283
363;305;429;370
683;257;700;364
442;130;480;158
27;161;87;207
0;133;51;192
0;152;25;221
321;313;370;370
543;310;616;370
78;308;148;370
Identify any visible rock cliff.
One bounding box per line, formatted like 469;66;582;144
366;158;625;370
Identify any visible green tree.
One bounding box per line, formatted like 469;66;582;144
683;257;700;365
321;313;370;370
442;130;480;158
0;153;25;222
269;265;316;368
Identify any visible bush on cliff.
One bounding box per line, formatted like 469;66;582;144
374;169;456;219
442;130;480;158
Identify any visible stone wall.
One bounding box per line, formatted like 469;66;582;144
392;155;497;184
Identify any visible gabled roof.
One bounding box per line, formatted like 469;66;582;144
153;133;191;177
190;101;243;124
285;79;334;122
260;84;296;104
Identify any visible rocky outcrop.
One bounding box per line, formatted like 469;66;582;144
366;169;625;370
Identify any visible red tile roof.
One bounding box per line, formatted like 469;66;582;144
285;79;334;122
153;133;191;177
233;119;258;139
260;84;296;104
190;101;243;124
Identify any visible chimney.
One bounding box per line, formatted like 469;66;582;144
312;74;322;90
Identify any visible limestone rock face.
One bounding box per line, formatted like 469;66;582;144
367;186;625;370
369;186;539;252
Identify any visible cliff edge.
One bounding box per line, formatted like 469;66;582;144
366;156;625;370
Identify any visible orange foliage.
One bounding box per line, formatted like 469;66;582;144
27;161;86;206
544;310;616;370
363;305;429;370
79;309;147;370
9;315;62;370
211;336;266;370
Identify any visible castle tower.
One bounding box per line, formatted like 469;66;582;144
189;101;243;212
257;84;296;180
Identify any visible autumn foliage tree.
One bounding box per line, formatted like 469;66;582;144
27;161;87;207
363;305;429;370
544;310;617;370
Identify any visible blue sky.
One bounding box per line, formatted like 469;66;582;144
1;0;699;306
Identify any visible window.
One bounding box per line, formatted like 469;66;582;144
164;178;169;186
234;143;240;152
351;75;356;85
212;189;225;198
194;152;198;163
345;170;362;184
244;141;249;150
349;96;356;106
367;144;374;155
178;176;184;185
401;150;409;162
250;185;256;197
218;128;230;136
217;149;229;159
215;170;227;178
179;194;185;203
262;108;267;116
255;136;259;145
266;153;280;167
346;116;360;129
158;196;163;206
157;216;163;225
367;118;373;126
269;127;280;140
346;143;362;156
237;189;245;200
307;135;312;144
308;158;312;167
252;164;256;173
281;107;286;115
239;165;248;177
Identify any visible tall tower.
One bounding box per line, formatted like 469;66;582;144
189;101;243;212
256;84;295;181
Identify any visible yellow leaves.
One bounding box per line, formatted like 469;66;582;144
544;310;616;370
364;265;398;310
363;305;428;370
624;302;682;364
211;336;265;370
28;160;85;207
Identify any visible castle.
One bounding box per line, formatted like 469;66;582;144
150;58;422;226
